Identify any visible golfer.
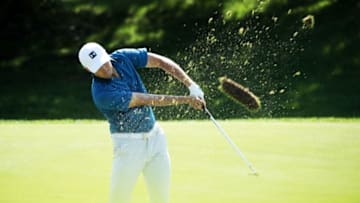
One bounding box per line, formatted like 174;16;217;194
78;42;205;203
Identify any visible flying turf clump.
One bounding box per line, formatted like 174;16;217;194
302;14;315;29
218;76;261;111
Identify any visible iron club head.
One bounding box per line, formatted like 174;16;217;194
249;171;259;176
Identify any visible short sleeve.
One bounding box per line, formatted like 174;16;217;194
93;89;132;112
111;48;148;69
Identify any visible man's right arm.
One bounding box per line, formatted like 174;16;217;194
128;92;204;110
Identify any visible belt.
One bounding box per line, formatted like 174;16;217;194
111;123;160;140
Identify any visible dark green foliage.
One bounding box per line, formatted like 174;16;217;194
0;0;359;119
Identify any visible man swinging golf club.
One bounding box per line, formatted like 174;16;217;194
78;42;205;203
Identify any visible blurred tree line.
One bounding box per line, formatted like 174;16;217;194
0;0;359;119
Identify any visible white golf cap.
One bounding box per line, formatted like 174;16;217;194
78;42;111;73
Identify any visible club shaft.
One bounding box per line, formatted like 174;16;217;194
205;108;257;173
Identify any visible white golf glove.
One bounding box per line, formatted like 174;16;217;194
188;83;204;100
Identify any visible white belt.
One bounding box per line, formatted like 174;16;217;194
111;123;160;140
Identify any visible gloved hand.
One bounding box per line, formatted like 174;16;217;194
188;83;204;100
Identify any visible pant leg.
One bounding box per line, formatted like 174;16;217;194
143;128;171;203
109;137;146;203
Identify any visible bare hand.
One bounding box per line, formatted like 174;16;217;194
188;96;206;110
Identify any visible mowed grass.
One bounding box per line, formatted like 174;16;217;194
0;119;360;203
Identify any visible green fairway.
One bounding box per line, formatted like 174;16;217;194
1;119;360;203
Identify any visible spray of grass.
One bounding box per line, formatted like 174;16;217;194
173;9;311;118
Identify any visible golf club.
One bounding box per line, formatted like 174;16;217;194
204;107;258;175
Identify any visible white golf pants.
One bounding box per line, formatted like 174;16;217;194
109;123;170;203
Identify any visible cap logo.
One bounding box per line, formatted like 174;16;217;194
89;51;97;59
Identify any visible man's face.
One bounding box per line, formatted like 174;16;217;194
90;61;113;79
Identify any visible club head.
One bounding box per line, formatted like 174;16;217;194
249;171;259;176
248;167;259;176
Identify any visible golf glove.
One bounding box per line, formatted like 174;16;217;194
189;83;204;100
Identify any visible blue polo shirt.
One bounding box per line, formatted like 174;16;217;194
91;48;156;133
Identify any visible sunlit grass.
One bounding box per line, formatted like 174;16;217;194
1;119;359;203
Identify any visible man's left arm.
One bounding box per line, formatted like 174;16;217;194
146;52;204;100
